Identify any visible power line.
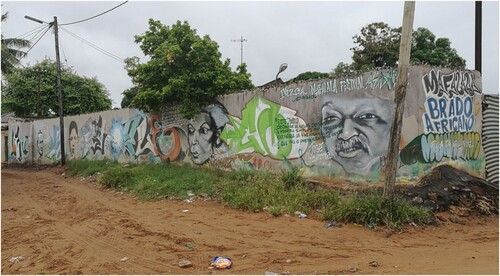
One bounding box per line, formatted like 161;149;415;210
59;1;128;26
14;24;52;66
59;26;123;63
59;35;69;65
15;24;48;40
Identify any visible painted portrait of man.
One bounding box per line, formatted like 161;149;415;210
187;103;229;165
320;91;393;175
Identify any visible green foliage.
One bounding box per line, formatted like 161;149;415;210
281;166;304;190
291;71;330;82
330;62;356;78
221;170;338;216
410;27;466;68
1;12;31;74
120;86;138;108
100;166;134;189
66;160;117;176
66;160;431;230
322;191;430;230
126;164;218;200
332;22;466;76
351;22;401;71
1;59;112;117
125;19;254;119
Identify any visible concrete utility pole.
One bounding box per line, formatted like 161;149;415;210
475;1;482;73
231;36;248;66
25;15;65;165
383;1;415;199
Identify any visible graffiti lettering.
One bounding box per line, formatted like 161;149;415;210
303;142;332;163
365;70;397;90
10;126;30;162
422;96;475;133
310;80;337;97
422;69;481;98
279;86;306;99
221;96;310;159
123;113;155;159
400;132;481;165
340;76;364;92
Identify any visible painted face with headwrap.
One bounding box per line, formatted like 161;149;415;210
187;103;229;165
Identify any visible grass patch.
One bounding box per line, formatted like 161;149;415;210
322;191;430;230
66;160;117;176
66;160;432;230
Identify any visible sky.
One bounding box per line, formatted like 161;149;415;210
2;1;499;108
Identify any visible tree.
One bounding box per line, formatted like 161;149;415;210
121;86;138;108
234;63;255;90
410;27;466;68
1;12;31;74
125;19;254;119
290;71;330;82
2;59;112;117
330;62;356;78
332;22;466;75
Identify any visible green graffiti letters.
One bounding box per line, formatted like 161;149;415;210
221;96;309;159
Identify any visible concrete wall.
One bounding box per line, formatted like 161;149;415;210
7;121;32;164
8;65;485;183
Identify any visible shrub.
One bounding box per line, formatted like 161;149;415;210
99;165;132;188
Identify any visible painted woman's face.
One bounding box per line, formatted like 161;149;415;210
69;128;79;158
188;112;215;164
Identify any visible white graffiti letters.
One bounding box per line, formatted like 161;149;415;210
422;69;481;98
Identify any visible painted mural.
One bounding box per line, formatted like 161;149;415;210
8;66;485;182
9;125;30;162
399;68;483;176
188;102;229;165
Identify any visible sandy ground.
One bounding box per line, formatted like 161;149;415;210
1;166;498;275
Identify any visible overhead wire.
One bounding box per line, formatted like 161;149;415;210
15;24;49;40
59;35;69;66
14;24;53;66
12;1;127;68
59;26;124;63
59;1;128;26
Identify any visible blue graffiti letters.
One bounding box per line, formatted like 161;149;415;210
423;96;474;133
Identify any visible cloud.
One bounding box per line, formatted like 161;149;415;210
2;1;498;108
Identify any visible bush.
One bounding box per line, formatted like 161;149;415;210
322;191;431;230
281;166;304;190
99;166;133;188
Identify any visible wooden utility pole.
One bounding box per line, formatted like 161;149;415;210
25;14;65;165
384;1;415;199
53;16;65;166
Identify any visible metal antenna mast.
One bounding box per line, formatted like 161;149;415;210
231;36;247;66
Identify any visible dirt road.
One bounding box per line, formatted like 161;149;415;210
1;167;498;275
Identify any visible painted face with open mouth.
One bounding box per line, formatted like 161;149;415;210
188;112;215;165
320;94;392;175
